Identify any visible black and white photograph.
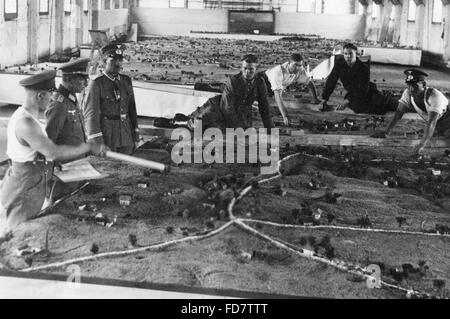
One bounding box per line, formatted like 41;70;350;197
0;0;449;302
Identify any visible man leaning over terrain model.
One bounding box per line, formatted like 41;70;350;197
321;42;398;115
372;69;449;155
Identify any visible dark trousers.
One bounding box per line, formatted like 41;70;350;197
190;95;225;131
348;90;399;115
436;111;450;138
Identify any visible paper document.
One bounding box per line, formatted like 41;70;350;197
54;159;107;183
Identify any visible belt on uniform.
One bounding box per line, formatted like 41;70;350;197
103;114;128;121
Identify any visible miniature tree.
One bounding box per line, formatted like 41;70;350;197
396;217;407;228
308;235;316;246
327;213;336;224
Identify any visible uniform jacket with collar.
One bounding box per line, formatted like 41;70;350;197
322;57;372;103
82;73;138;152
219;72;273;130
45;84;86;146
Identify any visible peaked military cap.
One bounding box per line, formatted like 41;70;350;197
19;70;56;91
404;69;429;84
101;44;124;59
59;58;90;75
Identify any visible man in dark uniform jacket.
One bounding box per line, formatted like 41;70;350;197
45;58;89;148
188;54;273;132
83;44;140;155
321;43;398;115
45;58;90;200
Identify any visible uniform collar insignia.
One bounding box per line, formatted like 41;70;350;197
68;94;77;103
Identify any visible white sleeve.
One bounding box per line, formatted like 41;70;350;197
266;66;284;91
296;67;312;85
427;89;449;115
398;89;412;110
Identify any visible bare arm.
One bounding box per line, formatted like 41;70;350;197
273;90;289;125
414;111;440;154
385;103;408;135
17;117;102;161
371;103;407;138
307;81;320;103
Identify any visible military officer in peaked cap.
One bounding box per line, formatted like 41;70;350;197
0;71;108;237
83;44;141;155
373;69;450;154
45;58;91;200
46;58;90;148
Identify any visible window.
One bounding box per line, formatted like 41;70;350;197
408;0;416;22
4;0;18;20
298;0;314;12
324;1;348;14
390;6;396;21
123;0;129;8
114;0;120;9
432;0;443;23
372;3;379;19
83;0;89;12
357;2;364;15
315;0;322;13
139;0;169;8
104;0;110;9
188;0;203;9
64;0;71;13
39;0;49;15
169;0;185;8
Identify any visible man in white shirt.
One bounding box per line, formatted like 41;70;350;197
0;71;108;238
373;69;449;155
263;53;319;125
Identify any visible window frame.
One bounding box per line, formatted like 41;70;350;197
39;0;50;16
4;0;18;21
64;0;72;15
371;3;379;19
432;0;443;24
297;0;314;13
407;0;416;22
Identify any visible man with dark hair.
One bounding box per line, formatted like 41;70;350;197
373;69;449;155
187;54;273;132
320;42;398;115
262;53;319;125
0;71;107;236
83;44;141;155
